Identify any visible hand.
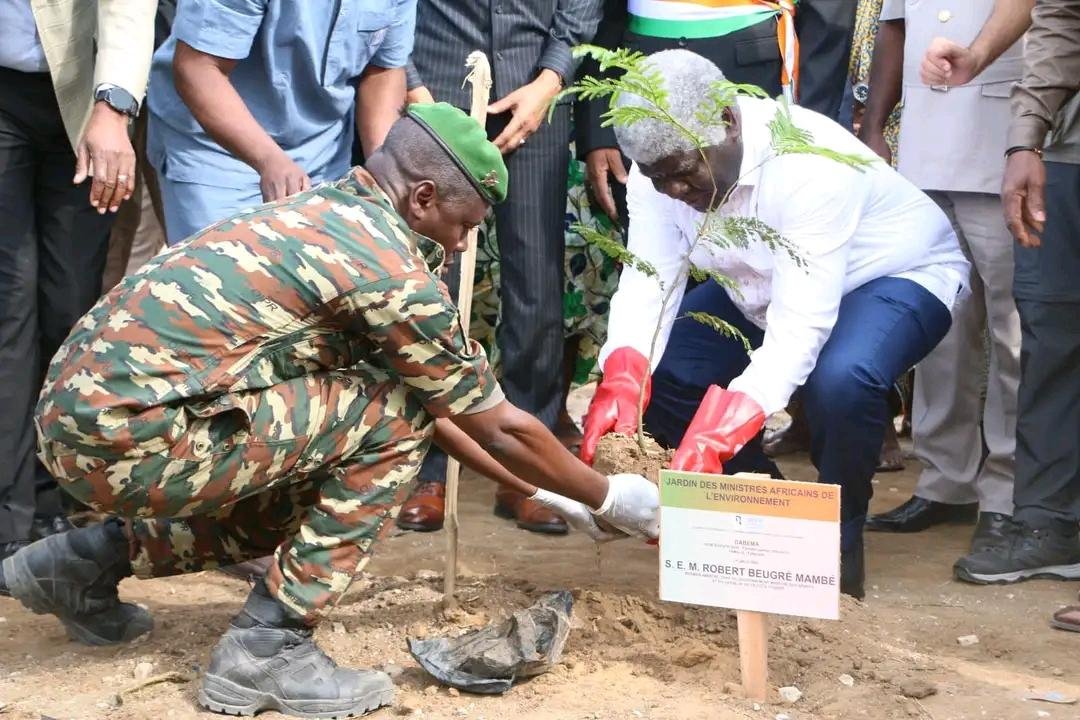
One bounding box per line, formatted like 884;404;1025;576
1002;150;1047;248
857;127;893;165
920;37;985;87
670;386;766;473
592;473;660;540
75;102;136;213
580;347;652;465
255;149;311;202
531;488;625;542
585;148;628;221
489;69;563;154
406;86;435;105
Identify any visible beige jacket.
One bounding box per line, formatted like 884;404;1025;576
30;0;156;152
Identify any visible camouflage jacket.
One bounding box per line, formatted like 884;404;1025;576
37;168;503;458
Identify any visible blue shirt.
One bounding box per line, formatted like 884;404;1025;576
0;0;49;73
147;0;416;190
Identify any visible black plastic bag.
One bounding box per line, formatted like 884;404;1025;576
408;591;573;695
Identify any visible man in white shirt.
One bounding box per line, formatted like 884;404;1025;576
580;50;970;597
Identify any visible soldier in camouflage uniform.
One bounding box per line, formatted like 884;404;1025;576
0;103;660;719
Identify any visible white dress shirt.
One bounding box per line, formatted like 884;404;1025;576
600;97;970;416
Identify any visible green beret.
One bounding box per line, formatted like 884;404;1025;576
406;102;508;205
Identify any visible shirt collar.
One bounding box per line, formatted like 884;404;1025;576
336;167;446;272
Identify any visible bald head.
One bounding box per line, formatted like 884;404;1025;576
614;49;730;165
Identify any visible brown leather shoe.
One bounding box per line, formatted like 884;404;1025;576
397;482;445;532
493;489;568;535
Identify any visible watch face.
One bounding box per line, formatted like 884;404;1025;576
853;83;870;104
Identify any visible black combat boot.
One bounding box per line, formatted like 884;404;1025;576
1;519;152;645
199;578;395;719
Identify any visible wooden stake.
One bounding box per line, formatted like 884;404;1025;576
442;51;493;610
737;610;769;701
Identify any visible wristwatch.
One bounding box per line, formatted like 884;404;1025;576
853;82;870;104
94;84;140;118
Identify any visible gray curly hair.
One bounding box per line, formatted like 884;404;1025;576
613;49;729;165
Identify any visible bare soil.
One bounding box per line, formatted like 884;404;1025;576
2;449;1078;720
592;433;673;484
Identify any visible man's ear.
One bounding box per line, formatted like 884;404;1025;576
722;106;742;144
409;179;438;216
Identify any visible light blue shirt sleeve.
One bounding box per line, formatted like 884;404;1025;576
173;0;268;61
370;0;417;69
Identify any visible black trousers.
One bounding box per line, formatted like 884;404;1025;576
795;0;859;119
1012;161;1080;532
0;67;112;543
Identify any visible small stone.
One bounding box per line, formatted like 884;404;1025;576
899;679;937;700
379;663;405;679
415;569;439;581
133;662;155;680
332;622;346;635
838;674;855;687
1036;712;1050;718
1051;667;1064;677
448;688;460;697
0;617;6;623
424;686;439;696
753;703;762;711
778;686;802;704
722;681;745;698
775;715;791;720
957;634;979;647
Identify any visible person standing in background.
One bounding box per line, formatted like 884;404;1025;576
941;0;1080;590
0;0;154;566
397;0;603;535
860;1;1030;557
148;0;416;245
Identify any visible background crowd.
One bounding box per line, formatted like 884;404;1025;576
2;0;1078;627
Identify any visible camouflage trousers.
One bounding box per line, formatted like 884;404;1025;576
41;367;432;623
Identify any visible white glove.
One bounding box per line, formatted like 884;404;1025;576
592;473;660;540
530;488;625;542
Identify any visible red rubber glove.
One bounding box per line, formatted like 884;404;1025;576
581;347;652;465
670;386;766;473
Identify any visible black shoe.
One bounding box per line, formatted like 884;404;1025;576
954;520;1080;585
0;541;29;597
865;496;978;533
199;579;394;718
1;519;153;645
30;513;74;541
840;535;865;600
969;512;1013;555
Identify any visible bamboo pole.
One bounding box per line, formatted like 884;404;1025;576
443;51;493;609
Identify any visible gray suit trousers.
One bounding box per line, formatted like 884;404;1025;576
912;191;1020;514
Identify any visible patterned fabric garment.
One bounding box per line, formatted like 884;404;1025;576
469;149;622;386
36;167;502;622
851;0;900;162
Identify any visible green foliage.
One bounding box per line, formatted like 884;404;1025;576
684;312;751;352
701;215;806;268
570;223;659;281
768;99;875;170
689;264;744;300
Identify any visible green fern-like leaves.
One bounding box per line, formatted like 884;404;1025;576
684;312;751;352
570;223;658;280
768;99;875;170
689;264;744;300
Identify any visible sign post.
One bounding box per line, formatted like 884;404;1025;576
658;470;841;700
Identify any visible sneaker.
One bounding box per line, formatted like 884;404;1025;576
968;512;1014;555
199;580;394;719
954;520;1080;585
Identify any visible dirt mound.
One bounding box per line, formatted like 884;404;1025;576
591;433;674;483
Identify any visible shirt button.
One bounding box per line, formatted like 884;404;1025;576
677;37;687;48
496;51;504;60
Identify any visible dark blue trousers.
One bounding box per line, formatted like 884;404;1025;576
645;276;952;548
